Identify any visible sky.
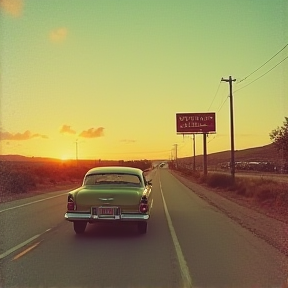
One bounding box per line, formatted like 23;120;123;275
0;0;287;161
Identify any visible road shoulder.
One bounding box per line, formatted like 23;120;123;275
170;169;288;257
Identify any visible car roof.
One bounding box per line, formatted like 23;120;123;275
85;166;144;176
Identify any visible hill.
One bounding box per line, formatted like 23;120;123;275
179;143;282;167
0;155;60;162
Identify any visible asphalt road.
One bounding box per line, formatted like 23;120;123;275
0;168;287;288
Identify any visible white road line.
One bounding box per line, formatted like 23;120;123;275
0;228;52;260
159;178;193;288
0;234;40;260
0;192;68;213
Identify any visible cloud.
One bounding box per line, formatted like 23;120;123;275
79;127;104;138
0;130;48;140
49;27;68;42
0;0;23;17
59;125;76;135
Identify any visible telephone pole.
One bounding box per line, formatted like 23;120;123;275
221;76;236;179
174;144;178;169
75;139;79;167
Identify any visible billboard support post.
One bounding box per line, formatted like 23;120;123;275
203;133;207;176
193;134;196;171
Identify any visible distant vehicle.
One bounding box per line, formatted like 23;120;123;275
159;162;166;168
65;166;153;234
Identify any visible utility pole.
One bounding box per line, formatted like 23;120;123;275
75;139;79;167
221;76;236;179
174;144;178;169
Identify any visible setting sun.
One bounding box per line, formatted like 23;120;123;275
60;155;70;161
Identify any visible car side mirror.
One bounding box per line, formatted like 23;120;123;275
147;180;152;186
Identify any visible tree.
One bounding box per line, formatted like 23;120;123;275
269;117;288;166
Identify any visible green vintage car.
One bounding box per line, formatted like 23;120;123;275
65;166;153;234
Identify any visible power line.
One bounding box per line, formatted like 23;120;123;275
207;134;217;144
238;43;288;84
234;55;288;93
217;95;229;113
207;80;222;111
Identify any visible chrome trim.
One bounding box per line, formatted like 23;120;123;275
65;212;91;221
65;212;149;221
99;198;114;201
121;214;150;220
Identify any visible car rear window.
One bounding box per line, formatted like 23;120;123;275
84;173;142;186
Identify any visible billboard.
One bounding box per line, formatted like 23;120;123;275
176;112;216;134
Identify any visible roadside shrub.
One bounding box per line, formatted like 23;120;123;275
179;167;194;177
255;186;277;202
197;173;207;184
205;173;235;189
253;181;284;202
233;178;253;197
0;170;36;194
233;177;286;203
49;178;56;185
191;170;201;180
275;185;288;205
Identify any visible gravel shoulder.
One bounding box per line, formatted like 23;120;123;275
170;169;288;257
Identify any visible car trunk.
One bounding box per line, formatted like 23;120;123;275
75;186;144;208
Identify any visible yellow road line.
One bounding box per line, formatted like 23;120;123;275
0;228;51;260
0;234;40;260
13;241;41;260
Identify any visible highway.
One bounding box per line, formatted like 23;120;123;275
0;167;288;288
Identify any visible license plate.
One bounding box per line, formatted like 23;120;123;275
99;207;114;215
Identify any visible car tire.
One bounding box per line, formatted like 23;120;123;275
137;222;147;234
73;221;87;234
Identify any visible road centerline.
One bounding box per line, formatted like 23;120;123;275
0;228;51;260
13;241;42;261
0;234;40;260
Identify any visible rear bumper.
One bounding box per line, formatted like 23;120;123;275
65;212;150;222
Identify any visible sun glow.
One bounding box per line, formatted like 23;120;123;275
60;155;70;161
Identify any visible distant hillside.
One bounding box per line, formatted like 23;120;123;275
0;144;282;166
0;155;60;162
180;144;282;166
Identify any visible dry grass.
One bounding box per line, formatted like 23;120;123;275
177;167;288;207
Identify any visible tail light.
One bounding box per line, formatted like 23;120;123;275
139;195;148;213
67;195;76;211
139;203;148;213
